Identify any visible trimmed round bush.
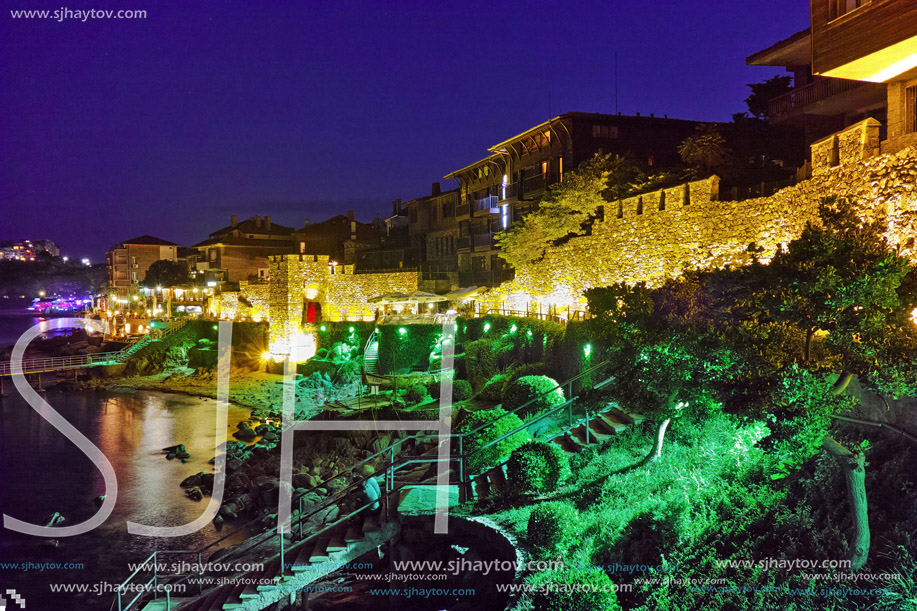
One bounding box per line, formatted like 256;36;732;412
458;408;531;474
480;373;510;402
503;375;565;419
506;441;570;494
404;384;429;405
525;567;621;611
452;379;472;401
426;378;471;401
527;501;580;555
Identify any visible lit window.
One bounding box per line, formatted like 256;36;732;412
541;161;548;174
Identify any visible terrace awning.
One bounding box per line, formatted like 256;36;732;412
444;286;481;301
368;292;409;304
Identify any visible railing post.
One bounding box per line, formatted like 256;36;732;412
568;401;573;430
585;408;590;445
458;436;464;485
280;527;285;577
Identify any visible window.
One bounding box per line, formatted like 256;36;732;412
592;124;618;139
906;83;917;134
443;201;455;217
541;161;548;174
828;0;865;20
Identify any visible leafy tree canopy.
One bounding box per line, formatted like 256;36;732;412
141;259;191;288
497;152;677;268
744;75;793;118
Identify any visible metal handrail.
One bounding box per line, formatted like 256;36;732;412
112;358;614;609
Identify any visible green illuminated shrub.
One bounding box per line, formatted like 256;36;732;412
503;375;565;419
452;379;473;401
426;378;472;402
506;441;570;494
465;337;513;389
525;567;621;611
526;500;580;555
480;373;509;402
404;384;429;405
458;408;530;473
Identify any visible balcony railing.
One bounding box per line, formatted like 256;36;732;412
456;204;471;217
457;237;471;250
767;78;872;119
472;232;497;249
473;195;500;214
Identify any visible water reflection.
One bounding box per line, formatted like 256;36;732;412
0;388;251;609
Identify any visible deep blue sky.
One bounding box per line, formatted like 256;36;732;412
0;0;809;261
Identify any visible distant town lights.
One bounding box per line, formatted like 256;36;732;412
81;258;90;266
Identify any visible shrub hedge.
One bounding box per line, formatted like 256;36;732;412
526;500;581;555
506;440;570;494
458;408;530;474
404;383;429;404
376;324;442;374
502;375;565;419
525;567;621;611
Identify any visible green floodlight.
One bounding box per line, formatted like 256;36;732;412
348;326;355;333
212;324;218;331
527;329;534;338
483;322;491;333
584;343;592;357
398;327;407;336
320;325;327;332
509;324;518;333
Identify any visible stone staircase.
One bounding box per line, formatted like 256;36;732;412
362;333;379;374
149;513;397;611
460;404;645;502
550;404;644;455
148;450;457;611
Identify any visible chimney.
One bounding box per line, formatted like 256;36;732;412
392;199;401;216
265;215;272;231
431;182;441;196
636;112;641;117
650;113;654;117
347;210;354;221
303;219;310;228
255;215;262;228
230;215;238;227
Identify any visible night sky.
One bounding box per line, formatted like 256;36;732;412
1;1;809;261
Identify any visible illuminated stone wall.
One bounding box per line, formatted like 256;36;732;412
481;145;917;315
267;254;418;355
209;281;270;322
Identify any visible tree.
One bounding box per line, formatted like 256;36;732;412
678;124;730;178
758;198;917;570
142;260;191;288
497;153;677;268
745;75;793;118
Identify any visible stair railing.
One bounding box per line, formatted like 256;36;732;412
113;359;614;608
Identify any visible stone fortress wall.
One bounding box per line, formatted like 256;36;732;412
481;141;917;313
267;254;418;355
